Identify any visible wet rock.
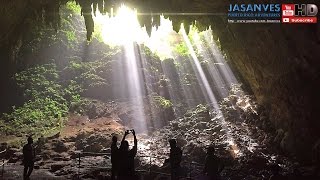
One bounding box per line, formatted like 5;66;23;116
75;140;87;150
69;151;81;159
171;121;179;130
280;131;295;153
15;151;23;158
191;146;206;161
54;170;68;176
47;132;60;140
52;140;69;153
84;143;103;152
0;142;8;151
8;156;19;163
52;153;71;161
103;147;111;153
118;113;131;124
36;136;47;151
198;110;210;121
273;129;284;146
176;138;188;147
213;125;222;132
50;162;68;172
4;148;20;159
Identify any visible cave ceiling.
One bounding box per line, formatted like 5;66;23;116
0;0;227;43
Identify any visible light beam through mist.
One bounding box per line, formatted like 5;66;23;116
123;43;148;133
181;26;220;109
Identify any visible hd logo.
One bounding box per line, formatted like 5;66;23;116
282;4;318;23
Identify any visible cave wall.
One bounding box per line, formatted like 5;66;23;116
212;19;320;160
1;0;320;160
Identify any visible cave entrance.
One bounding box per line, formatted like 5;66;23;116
89;5;241;131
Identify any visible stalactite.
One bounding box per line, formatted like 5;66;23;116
138;14;152;36
184;22;190;35
77;0;95;40
98;0;104;14
152;15;160;30
145;16;152;37
171;16;183;33
92;0;98;16
37;0;213;40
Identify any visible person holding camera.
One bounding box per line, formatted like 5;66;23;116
118;129;137;180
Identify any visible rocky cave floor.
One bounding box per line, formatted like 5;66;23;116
1;96;319;180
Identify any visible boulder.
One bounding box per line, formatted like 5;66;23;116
0;142;8;151
84;143;103;153
47;132;60;140
51;162;68;172
8;156;19;163
4;148;20;159
53;140;69;153
273;129;284;146
280;131;295;153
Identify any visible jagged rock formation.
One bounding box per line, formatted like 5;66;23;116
0;0;320;161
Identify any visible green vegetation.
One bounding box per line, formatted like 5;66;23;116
0;58;111;136
66;1;81;14
1;63;74;135
63;60;110;89
184;104;209;118
174;42;190;57
152;95;173;109
65;30;77;43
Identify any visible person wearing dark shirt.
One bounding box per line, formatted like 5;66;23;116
169;139;182;180
23;136;35;180
203;146;224;180
111;135;119;180
118;129;137;180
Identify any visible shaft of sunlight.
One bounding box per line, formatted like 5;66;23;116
181;26;242;157
203;30;238;87
181;26;219;109
191;32;229;98
124;43;147;132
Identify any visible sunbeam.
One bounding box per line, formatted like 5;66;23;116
181;25;220;109
123;42;148;132
203;30;239;87
191;31;229;98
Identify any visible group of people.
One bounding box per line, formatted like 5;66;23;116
111;129;138;180
22;130;224;180
110;129;224;180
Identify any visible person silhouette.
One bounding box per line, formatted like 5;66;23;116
111;135;119;180
203;146;224;180
23;136;35;180
168;139;182;180
118;129;137;180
